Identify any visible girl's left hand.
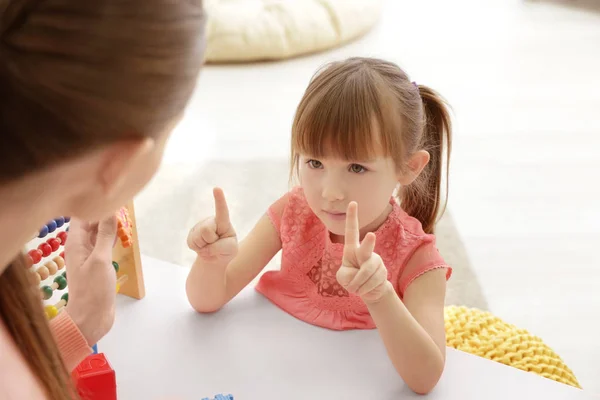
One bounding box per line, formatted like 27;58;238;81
336;202;393;304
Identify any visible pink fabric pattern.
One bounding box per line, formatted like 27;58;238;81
256;187;451;330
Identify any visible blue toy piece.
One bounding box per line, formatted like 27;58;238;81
38;225;49;238
47;220;57;233
64;216;71;223
201;395;233;400
92;344;98;354
55;216;65;228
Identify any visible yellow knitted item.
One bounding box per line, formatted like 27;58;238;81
444;306;580;388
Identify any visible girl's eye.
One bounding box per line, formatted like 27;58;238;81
349;164;367;174
307;159;323;169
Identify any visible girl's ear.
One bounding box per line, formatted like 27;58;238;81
398;150;430;185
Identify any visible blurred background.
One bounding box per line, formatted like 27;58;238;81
133;0;600;392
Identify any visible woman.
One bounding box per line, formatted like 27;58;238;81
0;0;206;398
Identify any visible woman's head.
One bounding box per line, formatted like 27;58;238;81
0;0;206;220
0;1;206;399
291;57;452;235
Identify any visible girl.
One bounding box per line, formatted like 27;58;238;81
186;57;452;394
0;0;206;398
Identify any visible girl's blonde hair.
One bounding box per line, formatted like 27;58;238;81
291;57;452;234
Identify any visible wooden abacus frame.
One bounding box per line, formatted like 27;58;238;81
113;201;145;299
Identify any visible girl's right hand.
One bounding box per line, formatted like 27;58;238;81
187;188;238;264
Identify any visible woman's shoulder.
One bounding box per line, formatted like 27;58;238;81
0;319;49;399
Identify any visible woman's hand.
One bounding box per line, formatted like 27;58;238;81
64;216;118;346
336;202;392;304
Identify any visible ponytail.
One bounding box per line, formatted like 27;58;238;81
400;85;452;234
0;255;77;399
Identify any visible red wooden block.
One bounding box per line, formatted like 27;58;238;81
72;353;117;400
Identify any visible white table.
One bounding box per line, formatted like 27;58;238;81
100;256;595;400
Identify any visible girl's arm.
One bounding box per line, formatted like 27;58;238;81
366;259;447;394
186;213;281;313
336;204;447;394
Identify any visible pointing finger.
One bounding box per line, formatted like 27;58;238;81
344;202;360;249
213;187;231;235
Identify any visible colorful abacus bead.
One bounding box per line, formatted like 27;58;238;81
57;231;68;245
33;272;41;284
41;286;53;300
45;260;58;275
38;225;49;238
112;261;119;273
47;220;57;233
41;276;68;301
48;238;61;252
53;256;65;270
116;207;134;248
64;217;71;223
45;297;67;320
45;305;58;319
61;292;68;303
38;243;52;257
37;266;50;280
54;275;68;290
28;249;42;265
55;217;65;228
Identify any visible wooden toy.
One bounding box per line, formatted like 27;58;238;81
25;203;145;399
72;353;117;400
26;201;145;321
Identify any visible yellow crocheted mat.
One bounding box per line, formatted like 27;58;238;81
444;306;580;388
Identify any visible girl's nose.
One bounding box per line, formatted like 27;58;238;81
321;178;345;202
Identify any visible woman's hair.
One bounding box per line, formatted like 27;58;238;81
0;0;206;398
291;57;452;234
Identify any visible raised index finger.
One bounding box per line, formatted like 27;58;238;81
344;202;360;249
213;187;231;234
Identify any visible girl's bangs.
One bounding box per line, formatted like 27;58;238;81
292;67;400;162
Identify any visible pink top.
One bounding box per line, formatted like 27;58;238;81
256;187;452;330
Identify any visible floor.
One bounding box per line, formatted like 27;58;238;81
137;0;600;393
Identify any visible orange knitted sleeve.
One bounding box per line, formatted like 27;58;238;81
49;310;92;372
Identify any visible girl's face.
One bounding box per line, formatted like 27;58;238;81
298;153;400;241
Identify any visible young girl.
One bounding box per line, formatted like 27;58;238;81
186;57;452;394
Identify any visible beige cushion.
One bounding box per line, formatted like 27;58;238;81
204;0;384;63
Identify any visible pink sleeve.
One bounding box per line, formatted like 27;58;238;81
266;192;290;234
398;241;452;297
50;310;92;372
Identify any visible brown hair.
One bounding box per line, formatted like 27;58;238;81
291;57;452;234
0;0;206;398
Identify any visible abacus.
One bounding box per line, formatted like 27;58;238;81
25;201;145;320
